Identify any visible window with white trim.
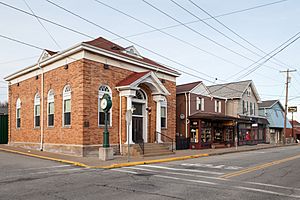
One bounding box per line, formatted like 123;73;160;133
215;100;221;113
63;85;71;126
34;93;41;128
48;89;55;127
16;98;21;128
98;85;112;126
161;97;167;129
196;97;204;111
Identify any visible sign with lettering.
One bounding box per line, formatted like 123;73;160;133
288;106;297;113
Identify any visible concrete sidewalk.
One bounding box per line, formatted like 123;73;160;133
0;143;298;169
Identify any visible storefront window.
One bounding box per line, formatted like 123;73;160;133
190;121;199;143
225;127;233;142
200;121;211;143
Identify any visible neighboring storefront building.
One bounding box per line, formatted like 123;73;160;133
176;81;236;149
258;100;292;144
5;37;180;156
208;80;268;145
288;120;300;142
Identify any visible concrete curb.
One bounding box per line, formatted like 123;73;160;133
0;147;90;168
0;144;298;169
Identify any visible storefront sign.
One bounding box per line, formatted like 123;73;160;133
223;121;234;126
252;123;258;127
288;106;297;113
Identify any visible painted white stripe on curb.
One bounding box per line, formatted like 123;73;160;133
139;165;224;175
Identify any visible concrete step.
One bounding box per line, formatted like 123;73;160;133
132;143;173;157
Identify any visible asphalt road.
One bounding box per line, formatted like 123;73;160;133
0;145;300;200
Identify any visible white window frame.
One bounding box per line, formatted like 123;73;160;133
215;100;221;113
16;98;21;129
161;97;167;129
98;85;112;127
34;93;41;128
47;89;55;127
196;97;204;111
62;85;71;127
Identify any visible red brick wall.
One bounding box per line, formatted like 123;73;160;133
9;60;85;145
9;57;177;148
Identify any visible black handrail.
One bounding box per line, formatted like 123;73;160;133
155;131;174;152
136;138;144;155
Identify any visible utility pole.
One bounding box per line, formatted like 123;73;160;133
280;69;296;144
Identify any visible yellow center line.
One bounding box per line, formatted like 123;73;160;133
220;154;300;179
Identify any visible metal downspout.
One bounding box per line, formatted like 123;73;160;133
39;63;44;151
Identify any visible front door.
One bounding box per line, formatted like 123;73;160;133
132;117;143;143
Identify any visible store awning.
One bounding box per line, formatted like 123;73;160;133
188;112;238;121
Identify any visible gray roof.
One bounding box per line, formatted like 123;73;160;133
258;100;279;109
207;80;252;99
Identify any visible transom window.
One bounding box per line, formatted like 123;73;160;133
48;89;55;127
63;85;71;126
34;93;41;128
98;85;112;126
16;98;21;128
135;90;146;100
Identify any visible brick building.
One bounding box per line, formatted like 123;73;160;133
176;81;236;149
5;37;180;157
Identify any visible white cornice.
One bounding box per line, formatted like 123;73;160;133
5;42;180;82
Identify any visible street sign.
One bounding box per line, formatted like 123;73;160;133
288;106;297;113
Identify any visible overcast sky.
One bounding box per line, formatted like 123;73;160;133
0;0;300;119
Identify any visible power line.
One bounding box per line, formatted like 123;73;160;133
115;0;288;42
187;0;290;70
93;0;281;84
0;34;44;50
0;1;93;39
170;0;283;71
142;0;283;68
236;32;300;80
23;0;61;49
0;55;39;65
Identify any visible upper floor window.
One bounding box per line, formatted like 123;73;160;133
215;100;221;113
63;85;71;126
48;89;55;127
161;96;167;129
196;97;204;111
242;100;245;114
16;98;21;128
250;102;253;115
34;93;40;128
98;85;112;126
247;87;251;97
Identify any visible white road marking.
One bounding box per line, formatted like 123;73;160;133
139;165;225;175
111;169;138;174
13;165;72;171
235;186;300;199
154;175;218;185
125;166;226;180
181;163;243;170
30;168;84;175
246;181;300;191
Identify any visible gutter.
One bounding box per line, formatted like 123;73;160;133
184;92;188;138
39;62;44;151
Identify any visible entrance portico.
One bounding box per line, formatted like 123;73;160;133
116;71;170;145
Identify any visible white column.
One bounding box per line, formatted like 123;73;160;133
125;95;134;144
153;95;164;143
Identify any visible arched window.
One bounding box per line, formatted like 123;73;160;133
63;85;71;126
16;98;21;128
161;96;167;129
48;89;55;127
98;85;112;126
34;93;41;128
